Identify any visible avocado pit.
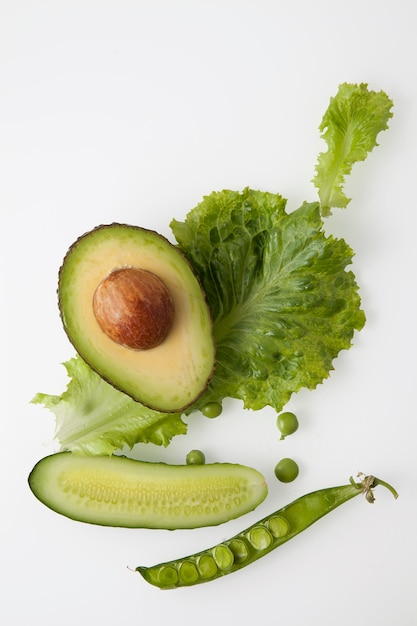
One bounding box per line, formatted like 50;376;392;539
92;267;175;350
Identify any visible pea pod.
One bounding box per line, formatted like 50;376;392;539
136;474;398;588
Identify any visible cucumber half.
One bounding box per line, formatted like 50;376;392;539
28;453;268;529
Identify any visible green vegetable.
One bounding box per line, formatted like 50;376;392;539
186;450;206;465
28;452;268;529
200;402;223;418
276;411;299;439
136;473;398;588
313;82;393;215
57;223;216;412
32;357;187;455
32;83;393;455
173;190;365;413
274;458;299;483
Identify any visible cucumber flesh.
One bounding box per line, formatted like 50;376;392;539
28;453;268;529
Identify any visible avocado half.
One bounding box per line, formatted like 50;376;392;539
58;223;216;412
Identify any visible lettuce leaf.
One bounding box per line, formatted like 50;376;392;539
313;83;393;215
172;188;365;412
32;357;186;455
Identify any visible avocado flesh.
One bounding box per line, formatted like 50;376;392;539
58;223;216;412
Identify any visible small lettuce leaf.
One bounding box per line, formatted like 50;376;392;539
171;188;366;412
32;356;187;455
313;83;393;215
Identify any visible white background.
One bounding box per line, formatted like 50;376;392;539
1;1;416;624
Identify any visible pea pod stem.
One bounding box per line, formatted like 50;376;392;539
372;477;399;498
349;473;399;504
136;473;398;589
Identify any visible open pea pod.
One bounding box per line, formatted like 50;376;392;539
136;474;398;588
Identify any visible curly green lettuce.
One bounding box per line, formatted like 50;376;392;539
172;188;365;412
313;82;393;215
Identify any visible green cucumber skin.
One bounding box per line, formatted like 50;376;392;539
28;453;268;529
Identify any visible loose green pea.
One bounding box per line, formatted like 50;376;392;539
186;449;206;465
201;402;223;418
274;457;299;483
276;411;299;439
